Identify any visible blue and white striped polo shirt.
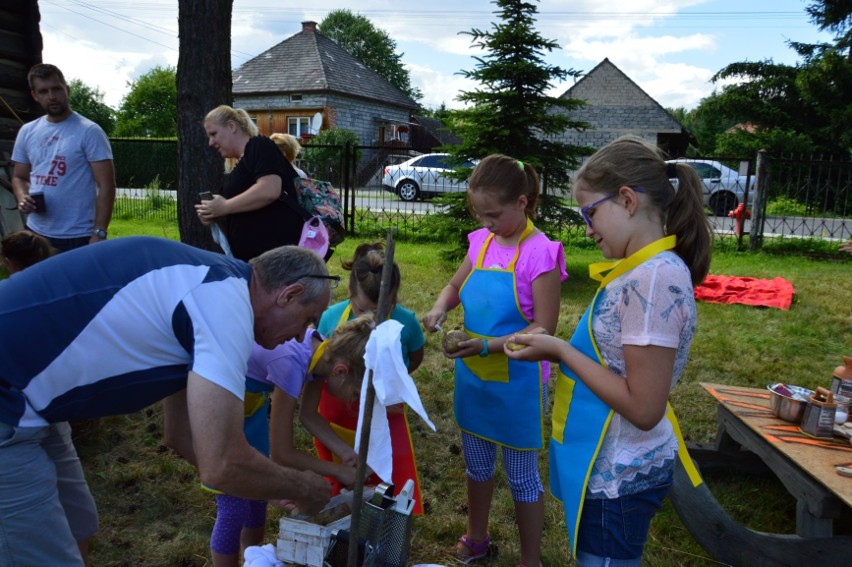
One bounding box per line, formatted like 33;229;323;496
0;236;254;427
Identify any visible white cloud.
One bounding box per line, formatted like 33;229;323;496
38;0;822;113
42;34;154;108
407;63;478;110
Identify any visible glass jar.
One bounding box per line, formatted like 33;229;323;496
835;394;850;424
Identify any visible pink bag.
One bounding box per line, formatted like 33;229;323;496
298;215;330;259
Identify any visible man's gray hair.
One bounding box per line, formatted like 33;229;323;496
250;246;329;303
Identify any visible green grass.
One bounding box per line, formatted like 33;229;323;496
9;216;852;566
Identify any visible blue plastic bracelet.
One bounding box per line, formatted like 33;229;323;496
479;338;489;357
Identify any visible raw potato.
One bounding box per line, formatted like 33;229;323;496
506;334;531;351
442;329;470;353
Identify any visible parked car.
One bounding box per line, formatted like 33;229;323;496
666;159;754;217
382;153;476;201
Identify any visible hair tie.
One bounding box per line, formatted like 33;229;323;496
666;163;678;178
517;160;524;170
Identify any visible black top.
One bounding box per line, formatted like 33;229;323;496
220;136;304;261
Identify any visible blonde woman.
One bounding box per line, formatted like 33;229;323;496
270;132;308;179
195;105;303;261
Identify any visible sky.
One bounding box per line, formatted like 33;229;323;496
38;0;834;112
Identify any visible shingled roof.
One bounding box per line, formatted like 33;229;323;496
233;21;418;111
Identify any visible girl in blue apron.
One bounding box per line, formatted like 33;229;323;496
505;136;710;567
423;155;566;567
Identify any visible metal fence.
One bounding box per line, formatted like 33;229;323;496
752;153;851;246
110;140;851;246
111;138;177;190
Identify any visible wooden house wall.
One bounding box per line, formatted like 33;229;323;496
0;0;42;156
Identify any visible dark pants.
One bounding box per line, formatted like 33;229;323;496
26;226;90;253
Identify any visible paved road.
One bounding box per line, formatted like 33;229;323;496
117;187;851;241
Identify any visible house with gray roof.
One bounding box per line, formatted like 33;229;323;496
232;21;419;147
550;58;694;157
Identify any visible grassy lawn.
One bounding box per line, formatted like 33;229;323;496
5;216;850;566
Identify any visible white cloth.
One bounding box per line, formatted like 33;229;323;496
211;223;233;257
243;543;282;567
355;320;436;483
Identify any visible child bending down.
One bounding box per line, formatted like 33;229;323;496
208;314;375;567
422;155;566;567
304;242;426;514
1;229;55;274
505;136;712;566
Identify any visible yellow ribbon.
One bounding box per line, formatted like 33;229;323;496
308;339;330;374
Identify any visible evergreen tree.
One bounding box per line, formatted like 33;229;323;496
695;0;851;156
445;0;591;189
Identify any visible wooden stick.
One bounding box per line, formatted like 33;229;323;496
347;228;396;567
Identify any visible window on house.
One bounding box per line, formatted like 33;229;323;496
289;117;311;136
290;94;303;102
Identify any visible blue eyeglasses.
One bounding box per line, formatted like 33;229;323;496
580;187;646;229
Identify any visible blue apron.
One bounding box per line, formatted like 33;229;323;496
243;377;273;456
548;235;703;555
455;220;544;450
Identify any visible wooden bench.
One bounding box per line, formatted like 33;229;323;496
670;383;852;566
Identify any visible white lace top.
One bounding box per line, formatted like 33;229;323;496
585;251;697;499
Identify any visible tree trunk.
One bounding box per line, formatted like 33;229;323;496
176;0;233;248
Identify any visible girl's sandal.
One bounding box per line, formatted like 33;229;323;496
456;533;490;564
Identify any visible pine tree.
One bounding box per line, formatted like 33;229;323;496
446;0;591;189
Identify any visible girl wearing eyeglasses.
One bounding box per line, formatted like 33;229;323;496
422;154;567;567
505;135;711;567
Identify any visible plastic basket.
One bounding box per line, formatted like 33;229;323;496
276;514;351;567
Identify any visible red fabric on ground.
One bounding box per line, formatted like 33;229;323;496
694;274;795;310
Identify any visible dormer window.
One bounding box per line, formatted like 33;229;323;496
290;94;303;102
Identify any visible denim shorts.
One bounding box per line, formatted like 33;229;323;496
575;478;672;566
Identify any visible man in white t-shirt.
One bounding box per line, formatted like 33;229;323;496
12;63;116;252
0;238;336;565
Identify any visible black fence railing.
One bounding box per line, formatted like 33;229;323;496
111;137;177;190
109;141;851;246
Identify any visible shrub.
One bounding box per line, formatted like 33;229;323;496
300;129;362;186
765;195;808;217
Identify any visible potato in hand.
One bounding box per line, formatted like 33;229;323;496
505;334;532;351
442;329;470;353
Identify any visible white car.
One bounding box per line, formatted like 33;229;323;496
666;159;754;217
382;153;475;201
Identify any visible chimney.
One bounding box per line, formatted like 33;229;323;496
302;21;317;33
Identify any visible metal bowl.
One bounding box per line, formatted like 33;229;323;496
767;384;813;423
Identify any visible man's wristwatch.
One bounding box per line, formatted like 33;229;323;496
93;228;108;240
